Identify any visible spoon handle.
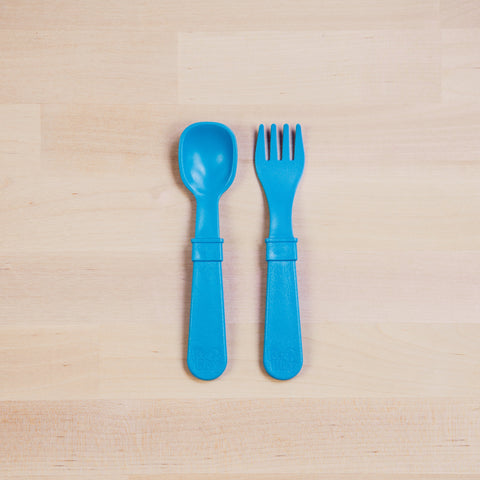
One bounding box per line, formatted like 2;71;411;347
187;238;227;380
263;239;303;380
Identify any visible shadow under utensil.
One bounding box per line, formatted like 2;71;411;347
253;129;270;378
169;139;196;379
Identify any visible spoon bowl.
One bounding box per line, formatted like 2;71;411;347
179;122;237;199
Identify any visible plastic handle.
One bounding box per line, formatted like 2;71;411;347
263;240;303;380
187;239;227;380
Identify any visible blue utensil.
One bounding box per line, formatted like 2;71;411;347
255;124;304;380
179;122;237;380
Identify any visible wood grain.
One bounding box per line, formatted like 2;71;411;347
0;104;40;173
441;0;480;28
2;476;479;480
442;29;480;103
1;400;479;475
0;30;176;104
0;1;440;30
179;31;441;105
1;0;480;477
1;318;480;400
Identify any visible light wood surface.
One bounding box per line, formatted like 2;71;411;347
1;1;480;477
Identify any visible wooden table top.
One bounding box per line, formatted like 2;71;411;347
1;1;480;477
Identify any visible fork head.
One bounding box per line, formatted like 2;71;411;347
255;124;304;205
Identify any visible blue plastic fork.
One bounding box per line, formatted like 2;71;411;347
255;124;304;380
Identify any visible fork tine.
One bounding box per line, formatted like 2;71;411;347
294;124;304;160
270;124;278;161
255;124;266;161
282;124;290;160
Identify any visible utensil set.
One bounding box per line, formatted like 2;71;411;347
179;122;304;381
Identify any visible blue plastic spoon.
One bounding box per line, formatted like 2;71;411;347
179;122;237;380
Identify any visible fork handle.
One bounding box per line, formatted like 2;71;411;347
263;238;303;380
187;238;227;381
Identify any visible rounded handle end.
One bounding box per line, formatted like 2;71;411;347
264;348;303;380
187;345;227;381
